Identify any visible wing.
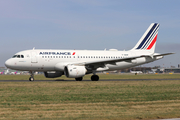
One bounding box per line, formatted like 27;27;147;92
72;53;174;72
73;55;143;71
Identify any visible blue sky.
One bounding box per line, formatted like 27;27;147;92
0;0;180;67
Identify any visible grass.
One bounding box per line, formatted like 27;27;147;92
0;74;180;119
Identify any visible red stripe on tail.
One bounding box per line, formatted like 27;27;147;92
147;34;158;50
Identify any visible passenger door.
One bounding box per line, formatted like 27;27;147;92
31;52;38;63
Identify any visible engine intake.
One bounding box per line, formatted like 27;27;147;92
64;65;86;78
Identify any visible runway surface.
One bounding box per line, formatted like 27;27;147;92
157;118;180;120
0;79;180;82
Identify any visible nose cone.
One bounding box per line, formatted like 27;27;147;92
5;59;13;68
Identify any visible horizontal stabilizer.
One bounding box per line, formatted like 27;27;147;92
153;53;175;57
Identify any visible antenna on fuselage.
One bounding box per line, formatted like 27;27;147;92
33;47;35;50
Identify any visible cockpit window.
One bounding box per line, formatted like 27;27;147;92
12;55;24;58
12;55;17;58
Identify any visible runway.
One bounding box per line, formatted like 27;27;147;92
0;78;180;82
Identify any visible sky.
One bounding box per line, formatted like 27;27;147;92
0;0;180;68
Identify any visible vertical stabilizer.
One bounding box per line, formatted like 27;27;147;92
131;23;160;54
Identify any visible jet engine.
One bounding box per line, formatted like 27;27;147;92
64;65;87;78
44;71;63;78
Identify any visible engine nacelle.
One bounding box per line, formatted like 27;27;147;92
64;65;87;78
44;71;63;78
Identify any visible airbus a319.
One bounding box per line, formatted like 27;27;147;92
5;23;174;81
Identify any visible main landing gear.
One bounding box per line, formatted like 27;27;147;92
75;75;99;81
91;75;99;81
91;71;99;81
75;77;83;81
29;71;34;81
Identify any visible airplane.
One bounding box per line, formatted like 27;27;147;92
4;69;10;75
10;71;17;75
0;69;10;75
130;70;143;74
5;23;174;81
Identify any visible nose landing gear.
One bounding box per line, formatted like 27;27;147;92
29;71;34;81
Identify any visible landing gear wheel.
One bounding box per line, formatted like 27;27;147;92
91;75;99;81
29;71;35;81
75;77;83;81
29;77;34;81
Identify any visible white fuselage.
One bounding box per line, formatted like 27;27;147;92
5;49;162;72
